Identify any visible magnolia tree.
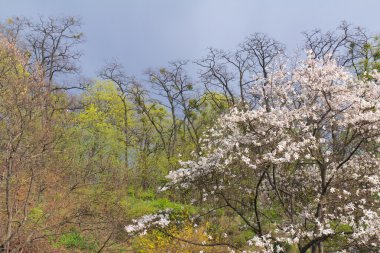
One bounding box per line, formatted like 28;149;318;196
126;55;380;253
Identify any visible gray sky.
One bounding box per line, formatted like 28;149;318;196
1;0;380;78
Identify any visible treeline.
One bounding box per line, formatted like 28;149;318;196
0;17;379;252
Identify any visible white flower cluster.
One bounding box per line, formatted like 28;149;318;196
247;235;284;253
125;209;172;235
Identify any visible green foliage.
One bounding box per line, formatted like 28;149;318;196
55;230;98;252
28;206;44;224
232;229;255;248
122;194;195;219
353;37;380;78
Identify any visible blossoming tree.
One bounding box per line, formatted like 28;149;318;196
127;55;380;253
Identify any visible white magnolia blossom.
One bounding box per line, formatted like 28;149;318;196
125;209;172;235
163;55;380;252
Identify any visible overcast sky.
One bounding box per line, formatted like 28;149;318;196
1;0;380;78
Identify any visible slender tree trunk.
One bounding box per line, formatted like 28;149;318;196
169;103;177;158
122;99;129;171
4;156;13;253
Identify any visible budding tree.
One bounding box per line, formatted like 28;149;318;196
0;36;60;252
128;55;380;253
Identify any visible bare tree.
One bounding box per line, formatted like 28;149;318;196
146;60;194;158
1;16;84;85
196;33;285;109
242;33;285;79
242;33;285;111
196;48;238;106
